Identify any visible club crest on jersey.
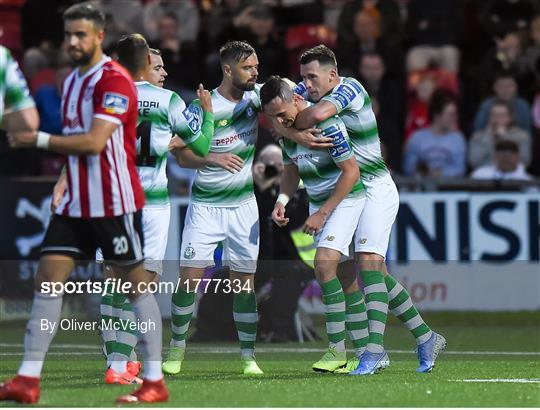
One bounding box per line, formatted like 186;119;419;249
182;105;202;133
246;106;254;118
84;86;95;101
102;92;129;114
184;246;196;259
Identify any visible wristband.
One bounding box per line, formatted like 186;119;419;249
36;131;51;149
276;193;290;207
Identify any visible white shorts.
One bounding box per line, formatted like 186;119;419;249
96;205;171;275
180;198;259;274
309;196;365;257
354;178;399;257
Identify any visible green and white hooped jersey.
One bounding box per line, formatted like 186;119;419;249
281;110;365;206
0;45;35;122
135;81;204;206
191;86;260;207
295;77;390;187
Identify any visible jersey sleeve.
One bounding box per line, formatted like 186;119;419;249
3;48;35;112
279;138;294;165
169;93;213;157
320;116;354;163
293;81;309;99
321;78;366;114
93;73;134;125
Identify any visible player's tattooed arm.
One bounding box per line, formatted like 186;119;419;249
272;164;300;228
270;117;332;150
8;118;117;155
294;100;337;130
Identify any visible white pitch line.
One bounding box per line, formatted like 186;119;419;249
0;344;539;356
452;379;540;384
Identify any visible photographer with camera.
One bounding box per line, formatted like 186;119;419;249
253;144;315;343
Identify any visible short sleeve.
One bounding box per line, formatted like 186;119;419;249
279;139;293;165
4;47;35;112
93;73;134;125
322;78;365;114
170;93;204;145
321;117;353;163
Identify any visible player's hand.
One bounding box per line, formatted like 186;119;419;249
7;130;38;148
294;128;333;150
197;83;213;113
208;152;244;173
168;136;187;154
50;175;67;213
272;202;289;227
302;210;327;235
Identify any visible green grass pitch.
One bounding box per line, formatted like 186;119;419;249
0;312;539;407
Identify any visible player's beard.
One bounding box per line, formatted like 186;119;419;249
233;77;256;91
68;44;96;66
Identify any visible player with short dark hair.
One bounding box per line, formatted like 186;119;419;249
1;3;168;404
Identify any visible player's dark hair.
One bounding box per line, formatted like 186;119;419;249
219;41;256;66
260;75;293;109
116;34;149;75
428;89;457;121
63;2;105;30
299;44;337;68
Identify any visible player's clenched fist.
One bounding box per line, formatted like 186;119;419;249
302;210;327;236
7;130;37;148
272;202;289;227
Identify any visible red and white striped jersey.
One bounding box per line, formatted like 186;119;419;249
56;56;145;218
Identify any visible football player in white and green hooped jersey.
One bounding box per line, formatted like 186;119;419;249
262;76;366;372
94;44;215;385
290;45;446;375
163;41;264;376
0;45;39;133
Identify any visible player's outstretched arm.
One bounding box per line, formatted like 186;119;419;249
294;100;337;130
8;117;118;155
303;156;359;235
272;163;300;228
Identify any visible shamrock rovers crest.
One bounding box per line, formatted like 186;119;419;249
184;246;195;259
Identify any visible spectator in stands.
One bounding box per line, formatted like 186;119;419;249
405;0;462;72
469;100;531;169
148;12;201;100
471;140;532;181
143;0;200;45
404;90;466;178
336;6;391;77
481;0;539;38
205;0;251;49
473;70;532;133
95;0;145;51
519;15;540;99
230;4;287;82
358;52;403;170
404;71;436;140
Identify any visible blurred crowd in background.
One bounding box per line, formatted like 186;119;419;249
1;0;540;186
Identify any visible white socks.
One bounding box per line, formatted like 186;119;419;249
18;291;63;377
130;292;163;381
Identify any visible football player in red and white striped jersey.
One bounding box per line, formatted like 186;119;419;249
2;3;167;405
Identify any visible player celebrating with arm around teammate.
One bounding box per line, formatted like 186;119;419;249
290;45;446;375
262;76;366;372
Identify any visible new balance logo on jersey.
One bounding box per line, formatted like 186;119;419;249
102;92;129;115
